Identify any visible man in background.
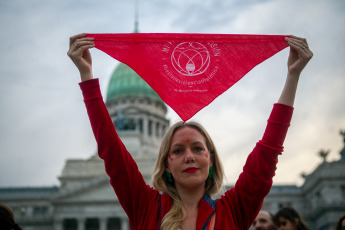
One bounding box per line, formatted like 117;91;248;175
252;210;278;230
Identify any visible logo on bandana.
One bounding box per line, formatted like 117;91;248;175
162;41;221;86
171;42;210;76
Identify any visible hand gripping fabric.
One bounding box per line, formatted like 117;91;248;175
87;33;289;121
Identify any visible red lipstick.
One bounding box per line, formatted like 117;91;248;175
184;167;199;173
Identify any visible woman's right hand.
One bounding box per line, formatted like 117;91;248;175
67;33;95;81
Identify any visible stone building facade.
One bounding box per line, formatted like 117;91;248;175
1;63;344;230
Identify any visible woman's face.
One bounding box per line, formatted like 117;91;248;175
277;217;297;230
166;127;212;191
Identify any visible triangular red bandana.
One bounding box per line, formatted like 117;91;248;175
87;33;288;121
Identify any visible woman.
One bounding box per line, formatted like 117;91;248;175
68;33;312;230
274;207;310;230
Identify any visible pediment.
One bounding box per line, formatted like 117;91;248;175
53;176;118;203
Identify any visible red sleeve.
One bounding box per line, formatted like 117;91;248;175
215;103;293;229
79;79;158;229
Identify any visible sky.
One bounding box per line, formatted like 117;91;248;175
0;0;344;188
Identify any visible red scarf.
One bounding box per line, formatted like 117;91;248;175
87;33;288;121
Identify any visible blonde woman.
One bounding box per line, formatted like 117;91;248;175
68;34;312;230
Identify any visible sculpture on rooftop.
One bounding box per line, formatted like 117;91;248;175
318;149;330;162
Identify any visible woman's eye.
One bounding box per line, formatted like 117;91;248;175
172;149;181;154
195;146;204;152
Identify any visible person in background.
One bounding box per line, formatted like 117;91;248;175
274;206;310;230
335;214;345;230
253;210;278;230
0;204;22;230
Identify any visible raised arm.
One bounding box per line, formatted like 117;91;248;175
67;33;95;81
278;35;313;106
215;36;313;229
67;34;159;228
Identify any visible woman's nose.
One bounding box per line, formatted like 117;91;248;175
184;148;195;162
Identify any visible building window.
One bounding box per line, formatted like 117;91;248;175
315;191;321;199
85;218;99;230
20;206;27;217
12;206;25;218
148;120;153;136
33;206;48;216
114;115;136;131
162;125;166;137
108;217;121;230
63;218;77;230
156;123;160;137
341;185;345;198
122;118;136;130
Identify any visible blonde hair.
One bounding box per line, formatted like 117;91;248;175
152;121;224;230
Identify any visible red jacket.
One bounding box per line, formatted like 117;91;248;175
80;79;293;230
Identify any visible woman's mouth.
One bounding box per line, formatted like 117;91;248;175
184;167;199;173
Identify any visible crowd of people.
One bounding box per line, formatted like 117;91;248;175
253;207;345;230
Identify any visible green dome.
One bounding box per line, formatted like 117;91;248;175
106;63;160;102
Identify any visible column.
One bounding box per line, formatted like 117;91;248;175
77;217;85;230
135;118;140;133
26;206;33;217
121;217;129;230
152;120;156;138
155;122;160;138
54;219;63;230
99;217;107;230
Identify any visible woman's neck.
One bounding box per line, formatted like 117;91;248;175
176;184;205;211
175;184;205;230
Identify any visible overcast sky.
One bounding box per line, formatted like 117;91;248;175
0;0;344;188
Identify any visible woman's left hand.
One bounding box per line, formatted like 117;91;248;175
285;35;313;76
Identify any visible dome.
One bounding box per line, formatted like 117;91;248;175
106;63;161;102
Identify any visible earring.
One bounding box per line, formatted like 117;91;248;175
208;166;214;179
166;171;174;183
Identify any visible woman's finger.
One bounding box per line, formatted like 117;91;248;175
289;35;308;45
286;37;312;57
69;33;87;47
71;39;94;50
68;37;94;59
287;37;308;47
67;40;94;63
70;37;94;49
287;36;309;49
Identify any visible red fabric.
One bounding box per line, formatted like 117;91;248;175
79;78;293;230
87;33;288;121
